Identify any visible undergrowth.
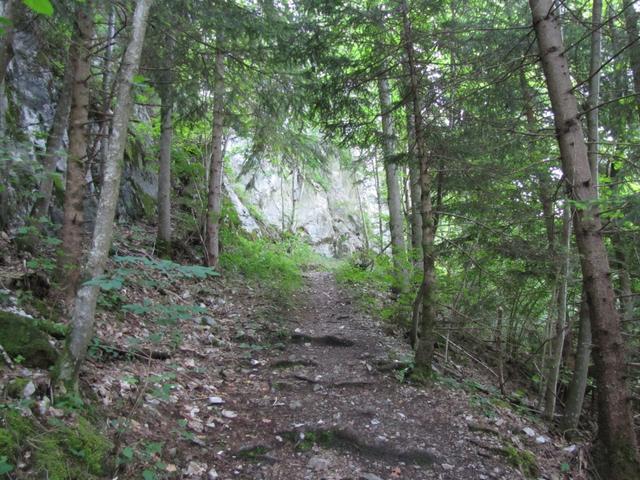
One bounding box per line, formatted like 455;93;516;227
219;230;326;298
334;251;416;326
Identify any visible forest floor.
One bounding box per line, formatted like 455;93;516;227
1;230;587;480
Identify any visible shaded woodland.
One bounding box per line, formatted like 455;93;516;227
0;0;639;479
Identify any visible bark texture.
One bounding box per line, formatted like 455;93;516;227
401;0;437;377
378;75;408;292
623;1;640;117
205;39;225;268
55;0;153;391
58;2;94;298
403;58;422;259
157;96;173;256
560;293;592;437
530;1;639;476
543;202;571;420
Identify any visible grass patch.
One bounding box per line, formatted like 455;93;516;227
220;230;325;297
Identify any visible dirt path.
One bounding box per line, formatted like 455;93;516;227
204;271;526;480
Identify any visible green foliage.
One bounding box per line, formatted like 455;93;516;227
22;0;54;17
123;300;206;326
219;230;307;297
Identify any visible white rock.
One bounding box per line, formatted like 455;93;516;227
442;464;455;471
563;444;577;453
359;474;383;480
207;468;219;479
184;461;207;476
535;435;549;444
307;456;330;472
522;427;536;437
221;410;237;419
208;396;225;405
22;381;36;398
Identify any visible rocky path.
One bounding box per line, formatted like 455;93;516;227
204;271;531;480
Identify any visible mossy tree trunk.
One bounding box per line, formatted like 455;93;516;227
530;0;640;476
54;0;154;393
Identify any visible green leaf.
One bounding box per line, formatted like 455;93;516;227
22;0;54;16
121;446;135;460
142;469;157;480
0;457;13;475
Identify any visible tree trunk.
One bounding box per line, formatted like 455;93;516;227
32;57;73;221
378;74;408;293
543;202;571;420
157;94;173;257
97;3;116;187
54;0;153;392
404;89;422;261
587;0;602;189
560;292;592;437
58;1;94;300
205;38;225;268
373;151;384;252
400;0;437;378
530;1;640;476
623;0;640;117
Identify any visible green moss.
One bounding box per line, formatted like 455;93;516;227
34;318;69;339
0;311;58;368
409;366;434;385
0;410;35;460
6;378;30;398
504;443;539;478
0;409;112;479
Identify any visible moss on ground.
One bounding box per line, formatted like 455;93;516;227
504;443;539;478
0;311;58;368
0;409;113;480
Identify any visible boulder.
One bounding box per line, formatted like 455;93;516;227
0;311;58;368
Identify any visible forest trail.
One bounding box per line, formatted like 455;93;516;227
190;271;533;480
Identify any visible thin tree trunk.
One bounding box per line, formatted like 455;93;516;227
587;0;602;189
58;2;94;300
530;1;640;476
496;306;505;395
378;74;408;293
403;57;422;261
54;0;153;392
543;202;571;420
32;58;74;220
97;2;116;187
157;95;173;257
355;178;370;251
623;0;640;117
400;0;437;378
560;292;592;437
373;151;384;252
205;38;225;268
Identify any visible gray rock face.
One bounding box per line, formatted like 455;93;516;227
227;137;371;257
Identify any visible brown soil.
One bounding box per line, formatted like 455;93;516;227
3;241;583;480
85;269;579;480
